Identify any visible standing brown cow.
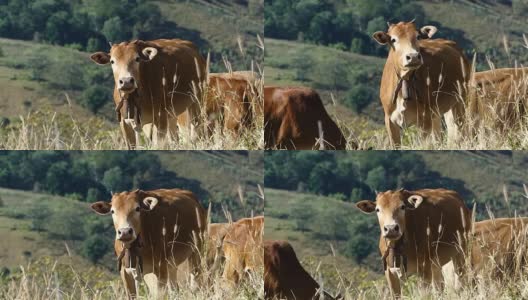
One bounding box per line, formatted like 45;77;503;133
90;189;206;298
356;188;471;298
222;216;264;283
470;68;528;132
206;72;257;135
471;217;528;278
264;240;338;300
373;21;470;147
264;86;347;150
90;39;206;149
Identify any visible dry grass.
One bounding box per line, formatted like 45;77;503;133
0;40;264;150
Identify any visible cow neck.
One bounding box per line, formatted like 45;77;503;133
117;234;143;275
115;90;141;126
381;234;407;273
391;68;419;105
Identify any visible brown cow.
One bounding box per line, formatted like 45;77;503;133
205;222;229;274
264;240;339;300
356;188;471;298
206;72;257;135
222;216;264;283
90;189;206;298
90;39;206;149
373;21;470;147
470;68;528;131
471;217;528;278
264;86;347;150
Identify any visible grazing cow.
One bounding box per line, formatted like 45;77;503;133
205;222;229;274
373;21;470;147
470;68;528;131
264;86;348;150
222;216;264;283
206;72;257;135
356;188;471;298
264;240;339;300
90;39;206;149
90;189;206;298
471;217;528;278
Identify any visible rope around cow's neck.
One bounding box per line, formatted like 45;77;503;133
115;91;141;126
391;68;419;105
117;234;144;292
382;235;407;278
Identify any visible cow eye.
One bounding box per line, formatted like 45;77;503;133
135;57;140;62
110;60;115;64
391;38;397;43
111;209;114;214
375;208;380;213
400;205;406;210
135;207;140;212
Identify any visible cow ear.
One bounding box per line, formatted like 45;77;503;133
356;200;376;214
91;201;112;215
406;195;424;209
373;31;391;45
90;52;111;65
141;196;159;211
141;47;158;61
419;25;437;39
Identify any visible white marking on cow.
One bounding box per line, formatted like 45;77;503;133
390;96;407;127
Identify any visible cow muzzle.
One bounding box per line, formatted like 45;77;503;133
117;227;136;242
403;52;422;69
383;224;402;240
118;77;137;93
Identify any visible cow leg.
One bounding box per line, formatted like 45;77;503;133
444;109;461;145
423;263;444;291
385;115;401;148
385;269;401;299
120;266;137;299
120;120;137;150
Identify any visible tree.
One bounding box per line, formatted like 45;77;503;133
101;16;129;43
102;166;130;193
81;235;110;263
344;86;374;113
81;86;110;113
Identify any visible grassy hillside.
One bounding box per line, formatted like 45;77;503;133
265;0;528;149
265;188;381;293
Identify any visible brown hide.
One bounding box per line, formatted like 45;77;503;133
264;240;337;300
471;68;528;131
206;73;255;135
472;217;528;278
264;86;347;150
222;216;264;283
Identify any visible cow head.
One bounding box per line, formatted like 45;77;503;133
373;21;438;75
356;189;424;241
90;40;158;94
90;189;159;244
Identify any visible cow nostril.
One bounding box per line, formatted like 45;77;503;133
417;53;422;59
384;227;388;232
406;55;411;61
128;228;133;234
119;80;123;85
130;78;135;84
394;225;399;231
118;230;121;235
